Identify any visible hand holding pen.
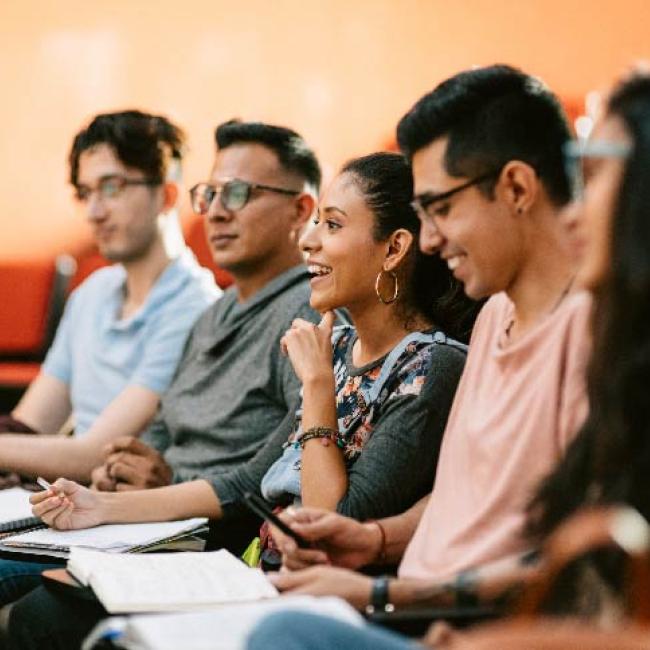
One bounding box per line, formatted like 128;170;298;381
31;477;104;530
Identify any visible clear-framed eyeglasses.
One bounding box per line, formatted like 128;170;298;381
73;175;160;203
563;140;632;200
189;179;300;215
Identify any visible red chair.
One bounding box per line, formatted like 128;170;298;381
0;216;229;411
183;215;233;289
0;255;76;409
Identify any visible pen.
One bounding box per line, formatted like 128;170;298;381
36;476;66;500
36;477;53;491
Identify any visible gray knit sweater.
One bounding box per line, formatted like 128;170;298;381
142;265;319;517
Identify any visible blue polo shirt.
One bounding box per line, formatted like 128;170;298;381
42;249;220;435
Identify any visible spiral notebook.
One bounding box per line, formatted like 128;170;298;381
0;487;44;536
0;518;208;558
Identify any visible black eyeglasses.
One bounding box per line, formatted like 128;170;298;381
74;175;160;203
189;179;300;215
410;170;500;223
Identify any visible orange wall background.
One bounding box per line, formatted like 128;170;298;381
1;0;649;261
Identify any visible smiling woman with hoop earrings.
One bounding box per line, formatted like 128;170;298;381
257;152;479;564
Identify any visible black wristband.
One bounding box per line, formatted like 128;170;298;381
365;576;394;615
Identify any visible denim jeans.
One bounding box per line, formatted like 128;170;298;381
0;559;63;607
247;611;418;650
8;584;106;650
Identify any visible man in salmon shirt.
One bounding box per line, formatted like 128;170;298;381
244;64;590;649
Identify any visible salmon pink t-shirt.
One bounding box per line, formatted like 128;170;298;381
398;290;591;581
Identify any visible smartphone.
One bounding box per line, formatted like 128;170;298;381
242;492;310;549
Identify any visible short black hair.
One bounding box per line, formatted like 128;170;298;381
397;64;573;206
214;119;321;192
69;110;185;186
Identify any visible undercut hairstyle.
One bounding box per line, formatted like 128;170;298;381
342;152;480;342
69;110;185;186
214;119;321;193
396;64;573;206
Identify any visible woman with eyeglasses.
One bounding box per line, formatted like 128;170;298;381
520;71;650;619
29;152;477;535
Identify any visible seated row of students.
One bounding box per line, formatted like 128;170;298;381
243;62;589;611
243;70;650;647
0;116;314;599
0;106;474;624
3;61;646;648
36;150;470;529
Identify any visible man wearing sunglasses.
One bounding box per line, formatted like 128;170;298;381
0;110;218;481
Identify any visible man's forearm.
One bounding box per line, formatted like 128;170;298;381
0;385;161;484
11;373;72;435
388;577;455;608
377;494;430;563
0;435;103;483
387;551;538;609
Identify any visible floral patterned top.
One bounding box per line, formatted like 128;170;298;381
260;325;467;520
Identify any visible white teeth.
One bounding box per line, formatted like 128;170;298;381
308;264;332;276
447;256;462;271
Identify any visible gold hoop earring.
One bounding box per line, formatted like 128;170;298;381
375;269;399;304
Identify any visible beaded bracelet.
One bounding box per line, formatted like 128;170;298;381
299;426;339;448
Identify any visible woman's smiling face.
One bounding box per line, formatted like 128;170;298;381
300;172;390;314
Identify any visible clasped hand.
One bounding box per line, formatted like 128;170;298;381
91;436;173;491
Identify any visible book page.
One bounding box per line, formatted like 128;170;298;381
98;596;363;650
70;549;278;613
0;487;36;523
3;518;207;552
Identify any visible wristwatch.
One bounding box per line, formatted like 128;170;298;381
365;576;395;615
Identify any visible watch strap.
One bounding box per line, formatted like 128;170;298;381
365;576;394;615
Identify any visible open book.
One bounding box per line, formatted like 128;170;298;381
68;548;277;613
1;518;207;558
0;487;42;534
83;596;363;650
